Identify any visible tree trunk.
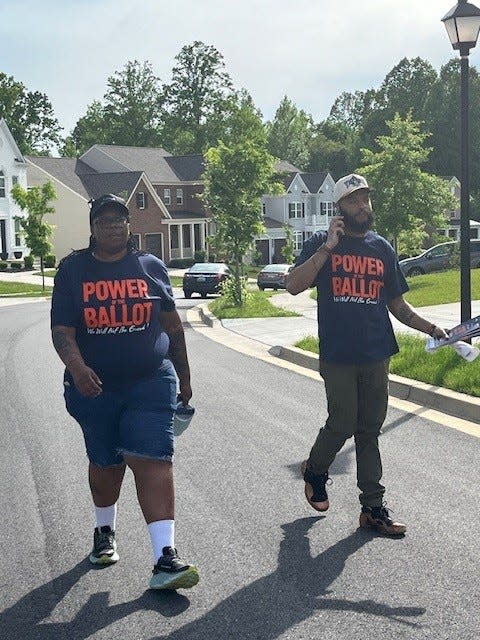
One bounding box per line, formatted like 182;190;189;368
40;255;45;291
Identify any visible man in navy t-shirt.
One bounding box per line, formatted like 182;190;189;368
51;193;199;590
287;174;447;536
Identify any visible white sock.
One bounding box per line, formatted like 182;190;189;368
148;520;175;563
94;504;117;530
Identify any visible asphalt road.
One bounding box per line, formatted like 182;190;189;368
0;296;479;640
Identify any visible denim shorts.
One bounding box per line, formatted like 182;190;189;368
64;360;177;467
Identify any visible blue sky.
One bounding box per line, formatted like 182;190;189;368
2;0;479;139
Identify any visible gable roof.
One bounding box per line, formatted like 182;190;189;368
0;118;26;164
27;157;91;198
165;155;205;181
84;144;178;183
299;172;328;193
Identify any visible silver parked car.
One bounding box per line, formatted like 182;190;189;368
399;240;480;277
257;264;292;290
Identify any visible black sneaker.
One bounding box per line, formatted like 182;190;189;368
301;460;331;512
150;546;200;590
89;526;119;565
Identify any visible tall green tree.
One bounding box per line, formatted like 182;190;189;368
266;96;314;169
61;61;163;156
308;120;360;178
162;41;235;154
329;89;377;131
60;100;109;156
11;181;56;289
203;127;282;306
359;113;456;251
0;72;62;154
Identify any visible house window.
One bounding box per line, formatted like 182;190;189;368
14;218;22;246
262;203;266;215
176;188;183;205
0;172;5;198
320;202;333;216
145;233;163;259
12;176;18;186
288;202;304;219
182;225;191;248
163;188;171;205
136;192;147;209
294;231;303;252
133;233;141;249
171;225;179;249
448;229;457;239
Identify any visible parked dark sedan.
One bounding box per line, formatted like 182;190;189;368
183;263;230;298
399;240;480;277
257;263;292;290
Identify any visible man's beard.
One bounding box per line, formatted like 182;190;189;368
338;204;374;233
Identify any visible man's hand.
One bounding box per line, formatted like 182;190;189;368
70;362;103;397
325;216;345;250
431;326;449;340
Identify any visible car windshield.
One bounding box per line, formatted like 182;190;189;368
188;263;226;273
261;264;290;272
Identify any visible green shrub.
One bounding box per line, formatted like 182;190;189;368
168;258;196;268
10;261;23;270
44;254;56;268
24;255;34;269
0;261;8;270
194;250;207;262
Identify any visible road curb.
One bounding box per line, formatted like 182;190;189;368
196;304;480;425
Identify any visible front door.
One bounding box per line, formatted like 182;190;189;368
0;219;7;260
145;233;163;260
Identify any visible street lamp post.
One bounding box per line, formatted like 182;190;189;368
442;0;480;323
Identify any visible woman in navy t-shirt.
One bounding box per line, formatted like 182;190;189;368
51;194;199;590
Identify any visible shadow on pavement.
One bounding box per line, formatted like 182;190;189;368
150;516;425;640
0;558;189;640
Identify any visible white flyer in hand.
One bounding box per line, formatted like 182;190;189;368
426;315;480;352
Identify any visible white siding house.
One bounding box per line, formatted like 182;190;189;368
256;171;335;264
0;119;28;260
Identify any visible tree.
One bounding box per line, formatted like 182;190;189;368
162;41;235;154
61;61;163;156
0;72;62;154
11;182;56;290
266;96;314;169
203;129;282;306
329;89;377;131
60;100;109;156
281;224;295;264
358;113;456;250
308;121;360;179
103;60;163;146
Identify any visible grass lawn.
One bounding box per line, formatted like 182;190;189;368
294;333;480;397
169;276;183;288
309;268;480;307
208;290;300;319
0;281;52;297
33;269;57;278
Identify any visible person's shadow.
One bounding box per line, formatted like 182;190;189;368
0;519;425;640
149;516;426;640
0;559;189;640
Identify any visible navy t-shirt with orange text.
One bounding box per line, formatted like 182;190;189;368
295;231;409;364
51;251;176;389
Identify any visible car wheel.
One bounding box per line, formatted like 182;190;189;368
183;290;192;299
259;286;265;291
407;267;424;277
201;293;207;298
273;287;278;291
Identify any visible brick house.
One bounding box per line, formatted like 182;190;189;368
27;145;211;262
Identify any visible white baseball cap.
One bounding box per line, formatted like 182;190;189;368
333;174;370;204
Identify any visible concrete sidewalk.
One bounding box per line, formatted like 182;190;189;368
221;289;480;347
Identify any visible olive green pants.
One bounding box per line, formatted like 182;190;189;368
308;359;389;508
